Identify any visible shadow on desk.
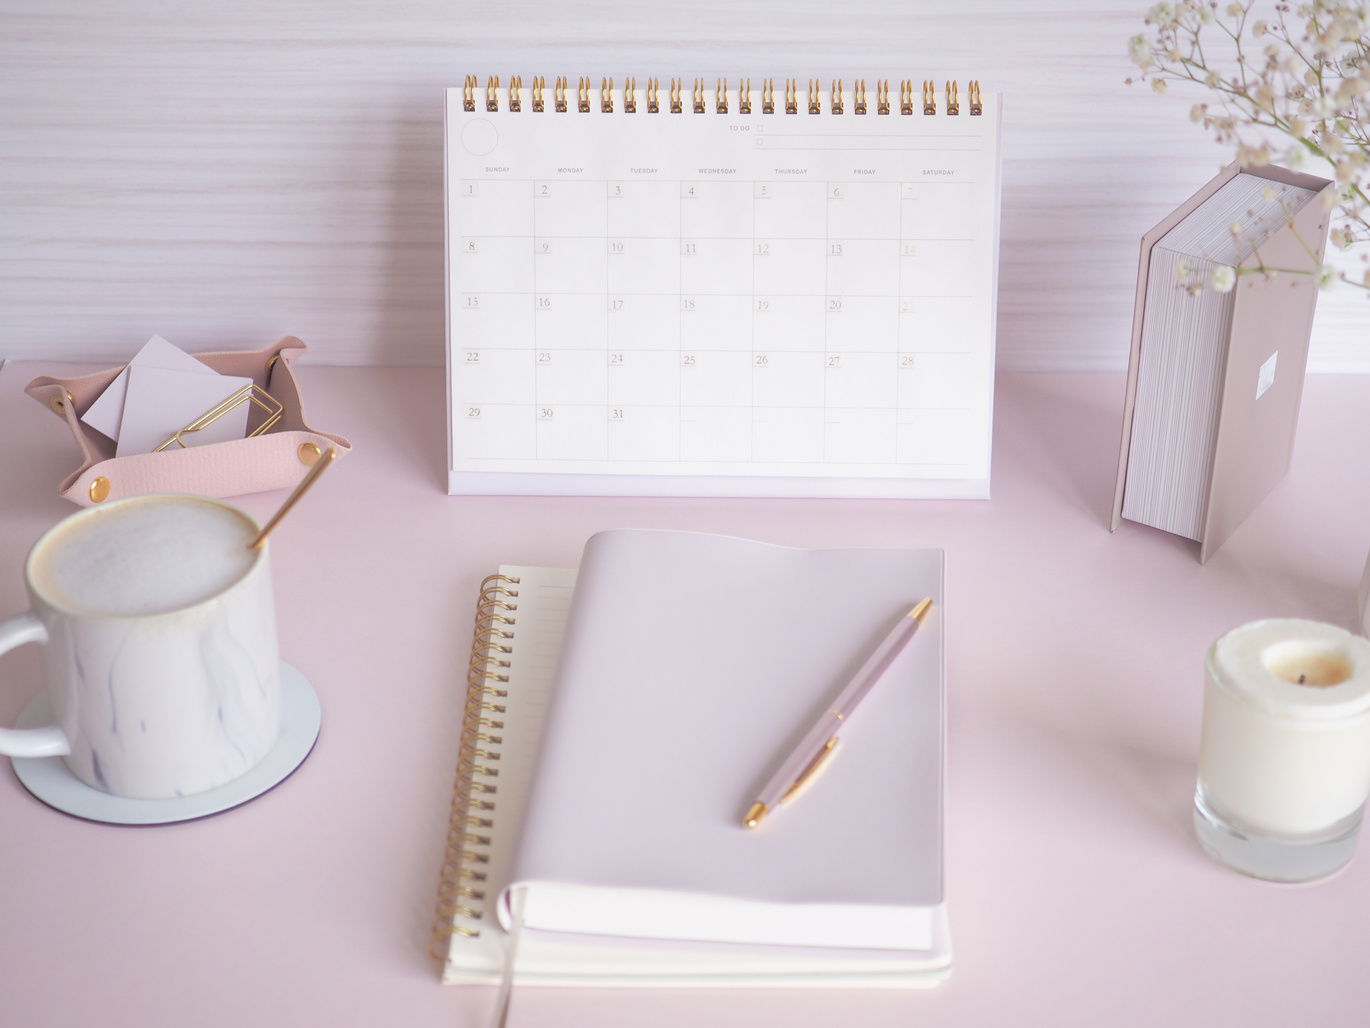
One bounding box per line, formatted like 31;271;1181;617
994;373;1127;533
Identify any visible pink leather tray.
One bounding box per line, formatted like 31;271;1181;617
25;336;351;507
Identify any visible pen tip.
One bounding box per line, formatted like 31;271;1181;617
909;598;932;624
744;802;768;829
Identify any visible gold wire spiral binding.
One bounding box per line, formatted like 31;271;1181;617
466;72;980;118
430;573;522;964
470;631;512;652
480;577;517;598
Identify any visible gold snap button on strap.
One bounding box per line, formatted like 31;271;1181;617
297;442;322;466
89;477;110;503
49;391;74;416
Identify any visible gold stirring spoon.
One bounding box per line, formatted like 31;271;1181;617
247;446;336;550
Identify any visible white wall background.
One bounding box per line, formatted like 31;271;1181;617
2;0;1365;370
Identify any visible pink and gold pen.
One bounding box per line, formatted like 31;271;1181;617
743;598;932;829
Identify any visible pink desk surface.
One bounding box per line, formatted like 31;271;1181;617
2;362;1369;1027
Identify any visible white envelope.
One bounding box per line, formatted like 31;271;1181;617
81;335;218;442
114;364;253;457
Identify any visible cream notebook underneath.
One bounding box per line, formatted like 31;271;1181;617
432;530;949;986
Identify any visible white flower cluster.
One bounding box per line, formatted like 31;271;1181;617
1129;0;1370;292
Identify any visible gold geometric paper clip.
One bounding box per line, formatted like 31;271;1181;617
153;384;283;452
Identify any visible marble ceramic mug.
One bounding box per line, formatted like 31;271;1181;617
0;495;281;800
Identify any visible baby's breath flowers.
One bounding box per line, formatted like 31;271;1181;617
1210;264;1240;290
1129;1;1370;291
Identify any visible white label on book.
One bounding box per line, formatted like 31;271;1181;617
1257;350;1278;399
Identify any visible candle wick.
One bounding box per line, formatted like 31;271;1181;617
1299;674;1307;684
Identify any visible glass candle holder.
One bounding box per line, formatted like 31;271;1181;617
1195;619;1370;882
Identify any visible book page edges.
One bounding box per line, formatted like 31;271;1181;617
444;905;951;986
496;880;937;951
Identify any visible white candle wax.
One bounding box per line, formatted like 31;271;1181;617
1198;619;1370;837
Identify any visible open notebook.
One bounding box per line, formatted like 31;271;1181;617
432;530;950;986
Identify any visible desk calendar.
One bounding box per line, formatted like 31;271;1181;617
445;77;1002;497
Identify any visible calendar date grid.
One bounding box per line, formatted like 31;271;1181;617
452;173;987;468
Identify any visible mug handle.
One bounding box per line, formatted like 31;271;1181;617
0;612;71;758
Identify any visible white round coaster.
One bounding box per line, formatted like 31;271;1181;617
10;661;320;826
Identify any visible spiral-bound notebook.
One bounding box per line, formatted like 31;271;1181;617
445;75;1002;499
431;530;949;987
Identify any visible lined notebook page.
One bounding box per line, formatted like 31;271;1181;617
444;565;577;982
445;81;1001;498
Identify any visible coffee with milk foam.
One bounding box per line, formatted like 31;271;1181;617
31;496;259;616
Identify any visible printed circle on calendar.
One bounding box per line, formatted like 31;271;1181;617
461;119;499;156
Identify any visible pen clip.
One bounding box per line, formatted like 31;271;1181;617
780;736;841;805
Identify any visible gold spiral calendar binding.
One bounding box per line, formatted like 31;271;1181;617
468;75;983;116
429;573;520;962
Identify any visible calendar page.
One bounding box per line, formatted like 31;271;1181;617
446;78;1001;498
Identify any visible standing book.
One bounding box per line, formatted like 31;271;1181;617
1112;163;1333;562
431;530;950;986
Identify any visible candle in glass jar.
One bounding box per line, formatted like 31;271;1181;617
1196;619;1370;879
